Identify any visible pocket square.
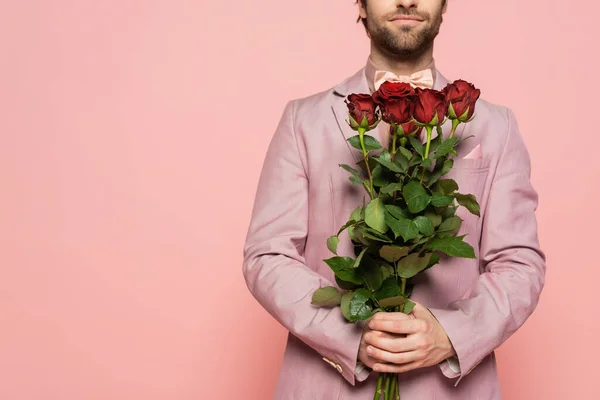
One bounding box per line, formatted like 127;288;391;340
463;144;482;160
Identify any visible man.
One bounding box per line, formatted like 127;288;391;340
242;0;546;398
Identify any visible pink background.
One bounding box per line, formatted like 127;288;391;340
1;0;598;399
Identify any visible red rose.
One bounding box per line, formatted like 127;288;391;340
413;88;448;126
345;93;378;129
389;120;420;137
373;81;416;100
443;80;481;122
400;121;420;136
373;82;416;125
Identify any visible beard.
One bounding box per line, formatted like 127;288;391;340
365;9;443;57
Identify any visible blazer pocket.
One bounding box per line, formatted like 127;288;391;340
451;155;492;171
443;157;492;233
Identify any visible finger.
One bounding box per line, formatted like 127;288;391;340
363;330;420;353
366;345;420;366
371;312;412;321
368;317;426;335
372;359;425;374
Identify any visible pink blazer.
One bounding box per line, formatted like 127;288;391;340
242;66;546;400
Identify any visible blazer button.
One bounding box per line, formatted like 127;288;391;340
335;363;343;374
322;357;335;367
322;357;343;374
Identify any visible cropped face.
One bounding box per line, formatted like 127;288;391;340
359;0;447;56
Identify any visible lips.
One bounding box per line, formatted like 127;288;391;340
390;15;424;22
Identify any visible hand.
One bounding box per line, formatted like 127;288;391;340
363;301;456;374
357;315;398;369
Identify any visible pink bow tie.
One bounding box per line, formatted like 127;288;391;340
373;68;434;90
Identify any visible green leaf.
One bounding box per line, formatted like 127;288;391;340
335;275;360;290
414;216;434;236
374;277;402;300
362;228;393;243
426;235;476;258
397;253;433;278
403;181;431;213
380;183;403;195
430;127;443;153
433;137;460;159
393;152;409;171
408;235;429;251
356;157;379;174
437;216;462;237
409;137;424;157
385;205;412;220
323;256;364;284
339;164;361;177
356;256;385;291
431;192;455;207
348;289;373;321
403;299;416;314
311;286;342;306
327;235;339;254
365;198;388;233
348;134;382;152
409;153;423;167
385;212;419;241
441;159;454;174
351;224;372;246
373;156;405;173
421;158;432;169
337;218;358;236
379;149;392;162
340;292;353;321
371;164;389;187
455;193;481;216
379;245;410;262
426;252;440;269
428;159;454;187
323;256;353;271
442;206;457;219
334;268;364;285
349;176;365;185
350;206;364;222
425;211;442;227
379;296;406;308
398;147;413;160
353;247;368;268
436;179;459;194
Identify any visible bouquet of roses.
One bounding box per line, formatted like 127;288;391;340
311;79;481;400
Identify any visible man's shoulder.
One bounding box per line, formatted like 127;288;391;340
472;96;514;127
285;86;339;115
285;67;364;115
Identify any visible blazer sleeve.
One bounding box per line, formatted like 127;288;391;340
242;99;366;386
427;107;546;387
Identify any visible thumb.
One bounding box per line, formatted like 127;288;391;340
408;299;427;317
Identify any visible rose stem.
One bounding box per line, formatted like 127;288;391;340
389;375;397;400
384;373;392;400
419;125;433;184
449;119;460;139
391;127;398;203
374;373;384;400
401;278;407;296
394;375;401;400
358;127;375;199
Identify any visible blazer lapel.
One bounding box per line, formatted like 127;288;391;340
331;67;371;163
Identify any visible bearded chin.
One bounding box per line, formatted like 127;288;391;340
368;16;442;57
